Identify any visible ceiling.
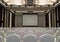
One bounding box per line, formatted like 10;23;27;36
3;0;57;5
0;0;60;13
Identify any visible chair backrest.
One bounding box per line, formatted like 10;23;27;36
6;30;16;36
0;35;3;42
57;36;60;42
39;34;54;42
23;34;37;42
0;31;4;42
56;31;60;42
45;30;55;35
18;30;26;37
6;34;21;42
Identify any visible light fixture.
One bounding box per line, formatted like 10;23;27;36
4;0;25;5
35;0;57;5
49;0;57;3
4;0;12;3
4;0;57;5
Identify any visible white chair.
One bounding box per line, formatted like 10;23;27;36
6;30;16;36
39;34;54;42
6;29;21;42
18;30;26;37
45;30;55;35
0;31;4;42
0;35;3;42
56;31;60;42
57;36;60;42
6;33;21;42
23;34;37;42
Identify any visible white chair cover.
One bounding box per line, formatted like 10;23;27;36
40;34;54;42
23;34;37;42
6;34;21;42
0;35;3;42
57;36;60;42
57;31;60;42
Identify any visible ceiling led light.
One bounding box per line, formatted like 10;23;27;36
4;0;9;2
48;0;57;4
4;0;12;3
38;0;48;5
35;0;57;5
50;0;57;3
4;0;25;5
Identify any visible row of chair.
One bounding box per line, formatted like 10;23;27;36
0;33;55;42
0;32;60;42
0;28;60;42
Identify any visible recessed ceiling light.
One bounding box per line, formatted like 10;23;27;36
4;0;25;5
35;0;57;5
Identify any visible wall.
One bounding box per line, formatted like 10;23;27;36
15;13;46;27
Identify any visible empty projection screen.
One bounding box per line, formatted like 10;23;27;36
23;14;38;26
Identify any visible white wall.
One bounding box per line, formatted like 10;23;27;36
15;14;22;27
15;13;46;27
39;14;45;27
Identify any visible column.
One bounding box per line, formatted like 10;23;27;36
10;12;12;28
49;12;51;27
